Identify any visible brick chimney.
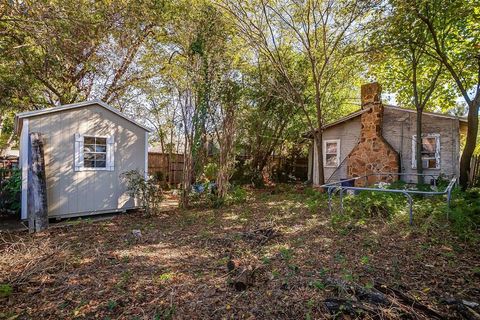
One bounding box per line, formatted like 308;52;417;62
347;83;399;186
361;82;382;107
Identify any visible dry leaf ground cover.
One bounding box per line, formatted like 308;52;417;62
1;186;479;319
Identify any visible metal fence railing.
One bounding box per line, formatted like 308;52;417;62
321;173;457;225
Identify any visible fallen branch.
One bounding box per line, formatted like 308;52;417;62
374;282;445;319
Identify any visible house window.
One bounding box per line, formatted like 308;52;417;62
84;136;107;168
412;134;440;169
74;133;114;171
324;139;340;167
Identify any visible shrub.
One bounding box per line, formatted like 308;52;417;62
0;168;21;214
121;170;163;215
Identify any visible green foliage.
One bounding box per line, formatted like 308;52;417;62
203;162;218;181
0;169;21;214
418;188;480;242
107;300;117;311
120;170;163;215
188;184;248;209
0;114;15;151
226;185;248;205
279;247;293;262
0;283;13;298
153;171;164;182
0;1;167;110
309;280;326;291
154;272;174;287
343;191;407;219
303;188;328;213
337;183;479;242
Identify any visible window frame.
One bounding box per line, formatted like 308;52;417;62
83;135;108;170
74;133;114;172
412;133;440;170
323;139;341;168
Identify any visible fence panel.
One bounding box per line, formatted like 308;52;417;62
148;153;184;186
470;155;480;187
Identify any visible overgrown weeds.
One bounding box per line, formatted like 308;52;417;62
329;185;479;243
187;184;249;209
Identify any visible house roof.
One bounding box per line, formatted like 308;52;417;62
14;100;152;134
305;104;468;138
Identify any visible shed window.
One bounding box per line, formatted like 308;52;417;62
412;134;440;169
323;139;340;167
74;133;114;171
84;136;107;168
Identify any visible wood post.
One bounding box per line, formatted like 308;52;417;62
27;132;48;232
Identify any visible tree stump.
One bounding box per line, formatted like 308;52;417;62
27;132;48;232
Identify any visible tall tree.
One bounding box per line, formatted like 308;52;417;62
155;0;240;206
0;0;165;109
222;0;375;185
211;79;241;199
409;0;480;188
370;1;452;184
238;56;304;184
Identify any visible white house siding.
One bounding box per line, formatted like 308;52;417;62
382;107;462;183
311;118;362;184
26;103;146;217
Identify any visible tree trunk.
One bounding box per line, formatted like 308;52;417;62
216;107;236;199
416;110;424;185
460;102;479;188
181;138;194;209
314;131;325;185
27;132;48;232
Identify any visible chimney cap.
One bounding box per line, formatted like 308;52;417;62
361;82;382;107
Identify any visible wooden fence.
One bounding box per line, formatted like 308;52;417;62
469;155;480;187
148;153;184;186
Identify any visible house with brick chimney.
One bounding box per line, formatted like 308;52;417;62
307;83;468;186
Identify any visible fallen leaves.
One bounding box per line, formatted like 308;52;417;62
0;188;479;319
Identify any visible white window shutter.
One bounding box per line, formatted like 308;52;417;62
435;135;441;169
412;135;417;169
74;133;84;171
107;135;115;171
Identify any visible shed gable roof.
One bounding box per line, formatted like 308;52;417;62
15;100;151;134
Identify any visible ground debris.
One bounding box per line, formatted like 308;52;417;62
323;297;375;316
324;276;390;305
441;297;480;320
322;276;450;319
240;224;278;246
1;188;479;319
226;257;262;291
131;229;142;239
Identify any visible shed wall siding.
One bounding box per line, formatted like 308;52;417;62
311;108;462;185
27;104;146;217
